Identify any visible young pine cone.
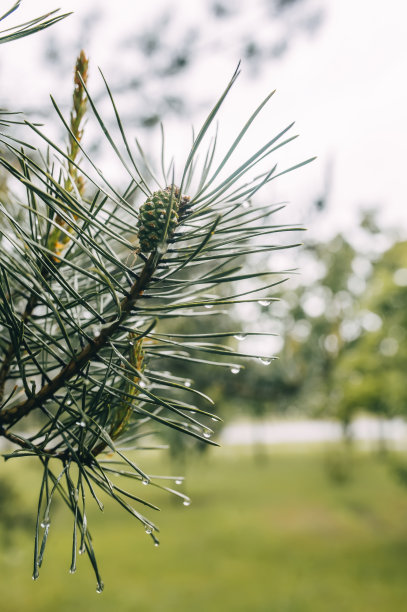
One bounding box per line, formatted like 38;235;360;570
137;186;190;253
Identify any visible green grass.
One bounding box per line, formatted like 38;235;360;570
2;446;407;611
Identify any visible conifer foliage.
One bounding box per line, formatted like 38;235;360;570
0;2;314;590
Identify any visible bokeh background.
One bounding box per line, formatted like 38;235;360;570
1;1;407;610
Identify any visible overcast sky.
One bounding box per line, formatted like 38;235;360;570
1;0;407;243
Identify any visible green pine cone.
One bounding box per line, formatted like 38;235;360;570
137;186;189;253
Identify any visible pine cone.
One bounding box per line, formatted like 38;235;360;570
137;186;190;253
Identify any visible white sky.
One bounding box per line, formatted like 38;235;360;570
1;0;407;241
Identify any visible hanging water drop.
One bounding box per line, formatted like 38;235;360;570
211;417;218;422
154;541;160;547
203;430;212;439
96;582;104;594
145;525;153;535
258;300;271;307
183;499;191;507
69;568;76;575
230;366;240;375
142;477;150;485
204;304;214;309
157;241;168;254
258;357;272;365
242;200;251;209
75;420;86;427
40;518;50;529
139;381;146;388
184;380;191;387
175;479;183;485
234;334;248;341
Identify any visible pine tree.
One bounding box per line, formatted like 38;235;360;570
0;2;314;591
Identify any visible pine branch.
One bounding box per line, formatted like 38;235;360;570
0;50;89;406
0;3;71;45
0;44;315;588
0;252;156;427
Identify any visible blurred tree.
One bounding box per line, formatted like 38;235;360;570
171;211;407;440
34;0;325;129
333;239;407;427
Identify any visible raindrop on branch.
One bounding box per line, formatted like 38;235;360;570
234;334;248;341
157;242;168;254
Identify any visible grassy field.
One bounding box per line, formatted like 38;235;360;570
2;445;407;611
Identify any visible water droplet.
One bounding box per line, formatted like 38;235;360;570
154;541;160;547
258;357;272;365
258;300;271;307
32;572;39;581
139;381;146;388
175;479;183;485
204;304;214;309
190;410;196;415
184;380;191;387
40;519;50;529
96;582;104;594
203;430;211;439
69;568;76;574
234;334;248;341
145;525;153;535
211;417;218;422
75;421;86;427
79;545;85;555
157;242;168;254
129;341;134;346
242;200;251;209
183;499;191;507
230;366;241;375
142;477;150;486
37;234;42;239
